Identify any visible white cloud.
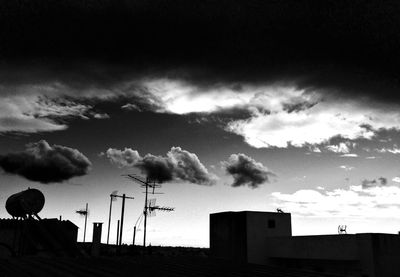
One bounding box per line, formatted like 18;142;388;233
139;79;400;149
121;103;141;111
325;142;353;153
226;99;400;148
392;177;400;183
142;79;318;115
339;165;355;171
271;185;400;218
0;96;70;133
92;113;110;119
0;84;115;132
340;154;358;158
376;146;400;154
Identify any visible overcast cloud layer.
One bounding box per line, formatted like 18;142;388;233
0;1;400;151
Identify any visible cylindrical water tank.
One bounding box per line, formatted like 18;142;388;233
5;188;45;218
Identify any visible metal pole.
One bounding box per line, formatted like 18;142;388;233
143;183;148;247
119;194;126;246
107;195;113;244
83;203;88;243
133;226;136;246
116;220;120;245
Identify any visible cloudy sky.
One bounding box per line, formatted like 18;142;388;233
1;0;400;247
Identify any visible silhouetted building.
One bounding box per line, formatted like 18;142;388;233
210;211;400;277
0;218;78;257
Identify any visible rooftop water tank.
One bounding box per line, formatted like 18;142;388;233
5;188;45;218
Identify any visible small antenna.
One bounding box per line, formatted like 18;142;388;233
75;203;89;242
338;225;347;234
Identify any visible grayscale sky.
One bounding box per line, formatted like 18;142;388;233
1;1;400;247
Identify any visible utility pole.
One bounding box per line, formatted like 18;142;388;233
107;193;117;245
119;194;126;246
143;184;148;247
116;220;120;245
111;193;134;245
83;203;88;243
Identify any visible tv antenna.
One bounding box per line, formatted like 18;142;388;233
76;203;89;242
124;174;174;247
338;225;347;234
147;198;175;217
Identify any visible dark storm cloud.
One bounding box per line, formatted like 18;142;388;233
1;0;400;104
104;147;216;185
222;154;274;188
361;177;388;189
0;140;91;183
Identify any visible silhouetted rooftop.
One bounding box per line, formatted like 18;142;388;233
0;256;346;277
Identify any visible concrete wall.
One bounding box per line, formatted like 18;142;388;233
210;211;292;263
265;235;359;260
209;212;247;262
265;234;400;277
246;212;291;264
362;234;400;277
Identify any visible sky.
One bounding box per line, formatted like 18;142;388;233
1;0;400;247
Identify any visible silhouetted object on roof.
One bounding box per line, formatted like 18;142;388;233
91;222;103;256
109;193;134;246
6;188;45;219
276;208;284;213
76;203;88;242
1;190;79;257
338;225;347;234
107;191;118;245
124;174;173;247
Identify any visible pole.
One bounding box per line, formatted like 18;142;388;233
143;182;148;247
116;220;120;245
83;203;88;243
107;195;113;244
119;194;126;246
133;226;136;246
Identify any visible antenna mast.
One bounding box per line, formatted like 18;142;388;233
124;174;172;247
